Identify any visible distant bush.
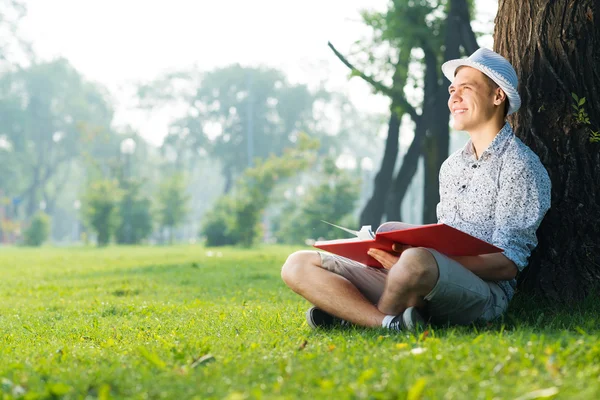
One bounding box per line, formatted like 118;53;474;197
115;179;153;245
23;211;51;247
82;179;122;246
156;173;190;244
201;196;240;247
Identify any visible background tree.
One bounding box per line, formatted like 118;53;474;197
0;59;115;219
82;179;122;246
115;178;153;245
156;173;190;244
23;211;50;247
493;0;600;301
201;135;318;247
332;0;478;228
274;157;361;244
0;0;31;65
138;65;325;193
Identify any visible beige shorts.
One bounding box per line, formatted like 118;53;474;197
318;248;509;325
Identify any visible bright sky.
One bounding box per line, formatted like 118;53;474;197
19;0;495;146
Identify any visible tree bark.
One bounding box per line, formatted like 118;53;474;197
455;0;479;54
359;101;401;228
385;42;442;221
358;49;413;229
385;117;424;221
494;0;600;301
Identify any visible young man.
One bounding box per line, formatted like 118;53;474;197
280;48;551;331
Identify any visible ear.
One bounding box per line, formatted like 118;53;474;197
493;88;507;106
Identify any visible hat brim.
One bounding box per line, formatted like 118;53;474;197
441;59;521;115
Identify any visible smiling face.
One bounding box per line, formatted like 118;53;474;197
448;66;507;132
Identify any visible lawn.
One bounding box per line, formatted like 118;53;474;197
1;245;599;399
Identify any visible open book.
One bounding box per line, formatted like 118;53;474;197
313;221;503;268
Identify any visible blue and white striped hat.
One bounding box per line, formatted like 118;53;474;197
441;48;521;115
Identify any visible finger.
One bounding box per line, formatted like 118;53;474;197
368;248;394;261
367;250;389;267
368;249;399;269
368;248;385;257
392;243;411;253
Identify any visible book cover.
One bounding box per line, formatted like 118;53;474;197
313;221;503;268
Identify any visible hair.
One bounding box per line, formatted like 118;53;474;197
483;74;510;118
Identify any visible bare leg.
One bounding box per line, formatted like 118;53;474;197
377;248;439;316
281;251;386;328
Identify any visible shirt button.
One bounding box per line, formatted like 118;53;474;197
472;164;478;168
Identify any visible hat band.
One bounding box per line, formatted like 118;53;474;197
469;60;517;93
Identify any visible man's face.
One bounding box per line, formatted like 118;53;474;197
447;67;501;131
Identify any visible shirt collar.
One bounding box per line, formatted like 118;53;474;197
461;122;513;161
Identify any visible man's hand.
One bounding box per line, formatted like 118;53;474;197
367;244;412;270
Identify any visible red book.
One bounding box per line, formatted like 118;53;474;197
313;221;503;268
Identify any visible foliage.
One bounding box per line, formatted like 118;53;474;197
138;65;328;190
274;158;361;244
0;0;30;65
115;179;153;245
82;179;122;246
572;93;590;125
200;196;240;247
201;134;319;247
349;0;481;226
1;245;600;398
571;93;600;143
156;173;190;244
22;211;50;246
0;58;116;217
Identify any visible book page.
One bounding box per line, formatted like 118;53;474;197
376;221;421;234
320;220;374;239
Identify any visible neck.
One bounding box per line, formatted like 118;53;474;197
468;116;505;159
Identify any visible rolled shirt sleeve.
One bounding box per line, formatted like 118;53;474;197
492;162;551;271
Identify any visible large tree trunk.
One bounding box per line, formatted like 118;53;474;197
494;0;600;301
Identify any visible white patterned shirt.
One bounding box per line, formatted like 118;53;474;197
437;122;551;300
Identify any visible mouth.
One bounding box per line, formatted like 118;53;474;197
453;108;468;115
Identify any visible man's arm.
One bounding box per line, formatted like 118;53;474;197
449;253;518;281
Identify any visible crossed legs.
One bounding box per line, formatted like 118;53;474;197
280;248;440;327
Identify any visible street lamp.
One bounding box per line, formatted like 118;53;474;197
120;138;136;244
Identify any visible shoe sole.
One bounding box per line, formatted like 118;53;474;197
306;307;319;329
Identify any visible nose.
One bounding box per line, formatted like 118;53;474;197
448;90;461;108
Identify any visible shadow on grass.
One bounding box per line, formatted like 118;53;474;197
493;292;600;333
296;292;600;340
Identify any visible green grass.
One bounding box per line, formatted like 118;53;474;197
1;245;599;399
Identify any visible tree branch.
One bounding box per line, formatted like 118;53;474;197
327;41;420;122
454;0;479;54
327;41;392;95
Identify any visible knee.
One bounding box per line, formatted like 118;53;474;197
387;247;439;290
281;250;318;288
